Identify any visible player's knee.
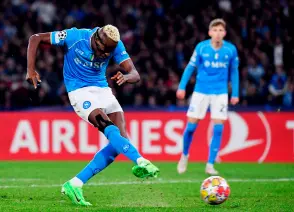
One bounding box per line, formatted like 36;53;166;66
94;114;114;133
213;124;224;136
185;122;197;133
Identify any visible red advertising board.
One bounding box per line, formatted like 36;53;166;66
0;112;293;162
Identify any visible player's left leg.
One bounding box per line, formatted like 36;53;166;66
107;111;159;179
71;111;129;187
206;94;228;175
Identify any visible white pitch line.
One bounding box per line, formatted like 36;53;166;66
0;178;294;189
0;178;41;182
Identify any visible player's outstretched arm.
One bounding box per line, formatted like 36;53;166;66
177;44;199;99
229;46;240;105
111;59;140;86
177;64;196;99
26;33;51;88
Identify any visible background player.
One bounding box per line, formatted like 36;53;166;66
26;25;159;206
176;19;239;175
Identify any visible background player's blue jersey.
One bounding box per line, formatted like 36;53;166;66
50;27;130;92
179;39;239;97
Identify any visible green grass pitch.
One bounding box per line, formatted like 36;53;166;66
0;162;293;211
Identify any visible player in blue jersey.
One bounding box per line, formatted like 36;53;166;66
176;19;239;175
26;25;159;206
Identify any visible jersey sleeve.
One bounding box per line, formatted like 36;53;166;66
229;45;240;97
113;41;130;64
188;43;201;67
229;45;239;70
50;28;78;48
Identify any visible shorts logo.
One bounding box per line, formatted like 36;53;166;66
188;106;195;112
83;101;91;109
123;144;130;153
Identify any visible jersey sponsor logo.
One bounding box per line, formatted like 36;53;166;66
204;60;228;68
204;61;210;67
121;51;127;56
74;57;105;69
83;101;91;109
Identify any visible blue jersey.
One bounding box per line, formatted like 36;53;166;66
179;39;239;97
50;27;130;92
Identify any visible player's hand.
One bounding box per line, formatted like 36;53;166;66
230;97;239;105
176;90;186;100
26;69;41;89
111;71;128;86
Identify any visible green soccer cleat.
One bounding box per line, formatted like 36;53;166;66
61;181;92;206
132;160;160;178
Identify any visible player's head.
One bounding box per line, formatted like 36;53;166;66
93;25;120;58
208;19;226;42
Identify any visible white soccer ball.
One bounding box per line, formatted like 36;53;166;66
200;176;230;205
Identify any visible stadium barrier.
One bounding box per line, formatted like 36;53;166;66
0;112;293;162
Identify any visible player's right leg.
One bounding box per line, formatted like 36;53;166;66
177;92;209;174
205;94;228;175
88;109;159;178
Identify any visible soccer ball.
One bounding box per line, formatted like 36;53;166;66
200;176;230;205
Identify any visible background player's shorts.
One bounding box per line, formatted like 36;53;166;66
68;86;123;123
187;92;228;120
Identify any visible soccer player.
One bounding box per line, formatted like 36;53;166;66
26;25;159;206
176;19;239;175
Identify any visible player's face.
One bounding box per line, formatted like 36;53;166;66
208;25;226;42
93;29;117;59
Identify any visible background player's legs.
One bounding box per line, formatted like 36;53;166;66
178;92;209;174
182;117;199;156
207;94;227;175
206;119;224;175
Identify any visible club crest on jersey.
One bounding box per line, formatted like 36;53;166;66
83;101;91;109
214;53;219;59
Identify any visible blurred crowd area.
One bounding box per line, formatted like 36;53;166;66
0;0;293;110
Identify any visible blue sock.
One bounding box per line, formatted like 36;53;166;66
208;124;224;164
104;125;142;163
183;122;198;156
76;143;118;183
